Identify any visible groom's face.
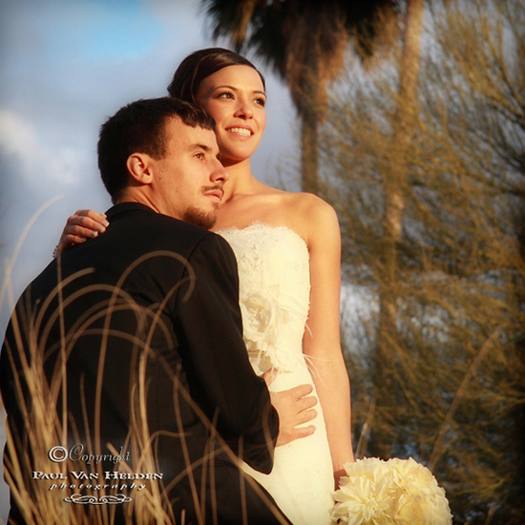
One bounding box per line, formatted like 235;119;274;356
152;117;228;229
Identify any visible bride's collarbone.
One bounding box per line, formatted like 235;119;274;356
218;196;301;225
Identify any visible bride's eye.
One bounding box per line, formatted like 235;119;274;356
255;97;266;107
218;91;234;100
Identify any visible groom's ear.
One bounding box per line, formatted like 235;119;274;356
126;153;154;185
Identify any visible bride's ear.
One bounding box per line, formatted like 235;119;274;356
127;153;154;185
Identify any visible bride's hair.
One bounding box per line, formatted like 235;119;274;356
167;47;265;104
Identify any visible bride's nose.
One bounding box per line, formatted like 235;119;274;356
234;100;253;119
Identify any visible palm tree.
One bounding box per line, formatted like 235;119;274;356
373;0;425;460
201;0;396;193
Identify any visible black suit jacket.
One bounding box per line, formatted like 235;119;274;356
1;203;285;524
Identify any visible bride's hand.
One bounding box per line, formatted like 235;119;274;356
55;210;109;256
262;370;318;446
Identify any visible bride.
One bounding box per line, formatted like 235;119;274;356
56;48;355;524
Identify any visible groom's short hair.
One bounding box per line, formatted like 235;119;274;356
98;97;215;202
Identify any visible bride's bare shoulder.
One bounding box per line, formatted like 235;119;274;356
276;192;339;242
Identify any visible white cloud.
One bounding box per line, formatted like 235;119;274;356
0;109;90;188
0;109;35;156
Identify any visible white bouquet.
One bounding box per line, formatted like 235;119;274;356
332;457;453;525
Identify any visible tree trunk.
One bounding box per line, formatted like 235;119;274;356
371;0;424;460
301;104;320;194
298;6;323;195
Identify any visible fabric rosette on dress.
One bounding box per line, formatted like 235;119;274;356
240;286;307;374
332;457;453;525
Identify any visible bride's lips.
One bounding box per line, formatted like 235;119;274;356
225;125;254;137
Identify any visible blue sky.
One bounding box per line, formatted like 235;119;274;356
0;0;297;333
0;0;298;515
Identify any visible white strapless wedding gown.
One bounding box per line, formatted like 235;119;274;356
218;223;334;525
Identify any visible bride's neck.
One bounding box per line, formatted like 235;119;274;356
222;158;259;200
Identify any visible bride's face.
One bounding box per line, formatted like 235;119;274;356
195;65;267;166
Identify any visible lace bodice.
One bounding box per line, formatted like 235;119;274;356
217;222;310;374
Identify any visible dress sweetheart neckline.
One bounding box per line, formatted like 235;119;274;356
215;221;307;249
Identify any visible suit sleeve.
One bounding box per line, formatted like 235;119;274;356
175;233;279;474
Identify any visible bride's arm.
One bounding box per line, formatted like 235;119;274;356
55;210;109;256
301;195;355;486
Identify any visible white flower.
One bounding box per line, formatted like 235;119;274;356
239;289;299;371
332;458;453;525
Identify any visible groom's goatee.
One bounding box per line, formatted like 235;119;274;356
183;206;217;230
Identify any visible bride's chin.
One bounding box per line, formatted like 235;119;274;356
219;151;253;167
218;141;259;164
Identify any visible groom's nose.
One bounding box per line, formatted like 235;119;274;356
210;157;229;183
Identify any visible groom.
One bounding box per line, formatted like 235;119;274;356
0;98;292;524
